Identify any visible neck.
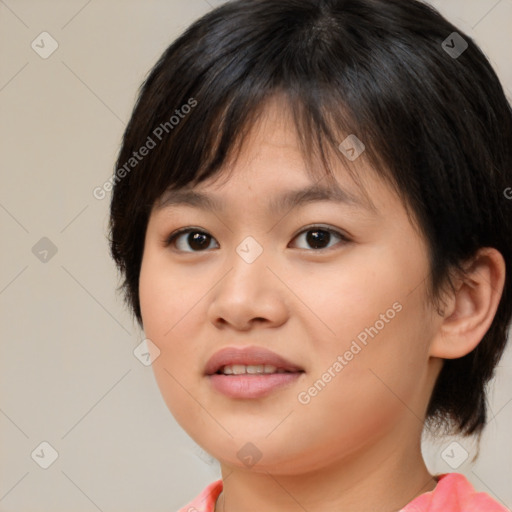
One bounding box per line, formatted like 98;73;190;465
214;425;437;512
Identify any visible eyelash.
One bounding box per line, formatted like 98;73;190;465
164;225;351;253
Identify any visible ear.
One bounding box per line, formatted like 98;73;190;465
429;247;506;359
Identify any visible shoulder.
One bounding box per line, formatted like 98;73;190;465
176;479;223;512
402;473;510;512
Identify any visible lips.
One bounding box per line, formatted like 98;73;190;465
204;346;304;376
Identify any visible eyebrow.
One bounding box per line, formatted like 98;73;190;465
157;183;377;215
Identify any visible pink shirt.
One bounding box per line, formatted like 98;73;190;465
176;473;510;512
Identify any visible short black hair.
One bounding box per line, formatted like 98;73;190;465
109;0;512;438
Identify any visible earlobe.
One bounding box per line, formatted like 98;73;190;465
429;248;506;360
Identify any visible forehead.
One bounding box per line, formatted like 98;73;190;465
155;99;385;216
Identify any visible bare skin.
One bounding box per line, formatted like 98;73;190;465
139;98;505;512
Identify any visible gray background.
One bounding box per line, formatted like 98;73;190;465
1;0;511;511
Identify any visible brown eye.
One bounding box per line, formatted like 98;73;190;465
166;229;218;252
290;226;349;251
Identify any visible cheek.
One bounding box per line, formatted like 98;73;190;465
308;244;432;408
312;247;402;343
139;245;164;328
139;249;195;338
139;253;207;430
288;307;431;470
139;252;187;383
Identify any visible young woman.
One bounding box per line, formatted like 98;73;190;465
109;1;512;510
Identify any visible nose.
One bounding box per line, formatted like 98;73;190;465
206;245;289;331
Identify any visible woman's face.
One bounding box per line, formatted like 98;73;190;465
139;102;442;474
